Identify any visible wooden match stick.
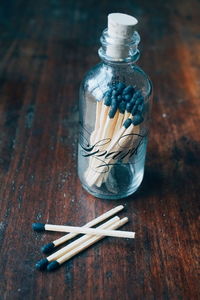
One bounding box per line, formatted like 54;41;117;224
85;94;112;177
39;205;124;253
85;106;121;182
97;122;140;187
112;107;125;136
86;118;134;187
93;99;111;143
33;223;135;239
35;216;119;270
95;103;132;186
90;100;102;145
47;217;129;271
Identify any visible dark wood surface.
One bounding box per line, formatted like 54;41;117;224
0;0;199;299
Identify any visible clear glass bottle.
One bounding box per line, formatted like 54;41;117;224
78;14;153;199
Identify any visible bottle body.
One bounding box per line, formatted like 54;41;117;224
78;61;152;199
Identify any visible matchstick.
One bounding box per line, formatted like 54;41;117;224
39;205;124;253
35;216;119;270
92;92;112;144
86;118;134;187
84;92;112;177
112;101;126;136
33;222;135;239
90;100;102;145
96;100;134;186
47;217;129;271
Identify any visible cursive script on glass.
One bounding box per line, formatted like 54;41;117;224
79;129;147;173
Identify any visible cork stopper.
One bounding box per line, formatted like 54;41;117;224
106;13;138;59
108;13;138;39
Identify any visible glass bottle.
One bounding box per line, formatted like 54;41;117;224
78;13;153;199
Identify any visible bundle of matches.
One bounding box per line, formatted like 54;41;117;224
85;82;145;188
32;205;135;271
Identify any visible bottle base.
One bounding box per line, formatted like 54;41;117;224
81;171;144;200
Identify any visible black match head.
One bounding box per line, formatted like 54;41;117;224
35;258;49;271
32;223;45;232
41;242;55;254
47;261;60;271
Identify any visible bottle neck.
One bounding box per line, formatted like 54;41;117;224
98;28;140;64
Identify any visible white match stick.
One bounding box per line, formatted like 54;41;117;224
94;104;110;143
47;217;129;271
85;101;111;178
97;121;140;186
90;100;102;145
86;122;134;187
43;223;135;239
85;108;120;181
101;110;119;140
40;205;124;253
95;112;131;186
44;217;119;264
112;112;124;136
53;205;123;245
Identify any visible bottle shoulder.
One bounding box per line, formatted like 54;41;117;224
81;62;152;100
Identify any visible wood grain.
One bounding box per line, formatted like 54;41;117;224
0;0;199;299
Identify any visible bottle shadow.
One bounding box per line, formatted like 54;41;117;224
127;165;164;201
126;135;200;202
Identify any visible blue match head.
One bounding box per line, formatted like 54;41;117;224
123;94;132;102
112;89;121;97
32;223;45;232
35;258;49;270
47;261;60;271
104;95;112;106
137;103;144;113
135;97;144;105
111;96;117;106
132;114;144;126
104;90;112;97
131;105;138;116
41;242;55;254
134;90;143;98
116;82;126;92
130;95;137;105
122;85;135;96
117;95;122;103
109;105;117;118
119;101;126;114
123;118;132;129
126;101;134;113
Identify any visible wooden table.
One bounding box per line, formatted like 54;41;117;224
0;1;199;299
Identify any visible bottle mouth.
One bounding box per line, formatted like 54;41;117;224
99;28;141;63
